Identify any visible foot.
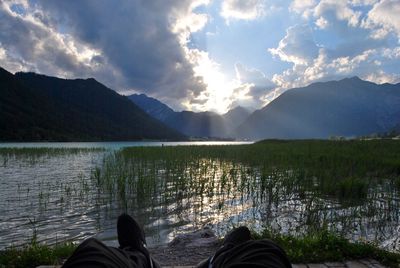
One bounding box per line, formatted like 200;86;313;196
223;226;252;246
117;213;146;250
206;226;253;267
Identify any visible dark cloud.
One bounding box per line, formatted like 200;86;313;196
34;0;206;100
0;5;81;75
0;0;207;109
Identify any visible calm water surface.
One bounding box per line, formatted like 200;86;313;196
0;141;253;149
0;141;252;249
1;141;399;252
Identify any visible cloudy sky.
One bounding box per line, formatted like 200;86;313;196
1;0;399;113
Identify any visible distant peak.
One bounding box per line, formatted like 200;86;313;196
341;76;362;82
349;76;361;81
227;105;250;113
0;66;12;75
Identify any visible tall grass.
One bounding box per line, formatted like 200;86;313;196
93;140;400;250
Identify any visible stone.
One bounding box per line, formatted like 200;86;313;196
168;227;219;248
292;264;308;268
370;264;387;268
345;261;369;268
324;262;345;267
308;264;328;268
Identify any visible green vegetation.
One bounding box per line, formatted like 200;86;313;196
1;140;400;266
94;139;400;248
0;228;75;268
1;229;399;267
254;229;400;267
0;243;76;268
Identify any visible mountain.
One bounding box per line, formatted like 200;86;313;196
164;111;229;138
237;77;400;140
128;93;231;138
128;94;175;122
223;106;251;130
0;67;185;141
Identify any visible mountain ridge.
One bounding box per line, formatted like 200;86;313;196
0;67;185;141
236;77;400;140
128;93;251;138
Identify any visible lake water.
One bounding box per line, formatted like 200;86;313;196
0;141;252;249
1;141;399;253
0;141;253;149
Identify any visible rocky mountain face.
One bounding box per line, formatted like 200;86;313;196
236;77;400;140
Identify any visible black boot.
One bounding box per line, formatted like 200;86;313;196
117;213;146;250
197;226;252;268
223;226;252;247
117;214;155;268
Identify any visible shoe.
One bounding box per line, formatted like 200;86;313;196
223;226;252;246
206;226;252;267
117;213;146;249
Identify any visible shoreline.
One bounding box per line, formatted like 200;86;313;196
2;228;399;267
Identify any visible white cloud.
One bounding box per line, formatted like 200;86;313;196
382;47;400;59
269;24;319;65
315;16;329;29
313;0;362;27
231;63;276;109
291;0;362;28
172;0;210;44
363;70;400;84
235;63;274;88
349;0;379;6
271;46;396;90
271;1;400;98
362;0;400;39
289;0;317;18
221;0;265;21
0;1;110;80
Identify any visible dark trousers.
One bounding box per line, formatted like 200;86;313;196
63;238;291;268
62;238;159;268
198;239;292;268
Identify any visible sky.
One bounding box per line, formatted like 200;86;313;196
0;0;399;114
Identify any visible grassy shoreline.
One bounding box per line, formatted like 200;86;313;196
2;140;400;267
1;231;399;268
255;229;400;267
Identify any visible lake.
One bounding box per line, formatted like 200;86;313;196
0;141;253;149
1;140;399;253
0;141;252;249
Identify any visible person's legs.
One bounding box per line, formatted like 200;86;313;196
209;239;292;268
198;227;292;268
62;237;144;268
62;214;159;268
117;213;159;268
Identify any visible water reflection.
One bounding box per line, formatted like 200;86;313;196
0;144;399;253
0;150;104;249
95;151;400;251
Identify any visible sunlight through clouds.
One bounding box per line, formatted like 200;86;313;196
220;0;266;21
1;0;400;113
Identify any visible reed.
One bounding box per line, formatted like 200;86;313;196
93;140;400;250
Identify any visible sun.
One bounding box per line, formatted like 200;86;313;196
189;51;236;114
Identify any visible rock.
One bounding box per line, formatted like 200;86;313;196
324;262;346;267
292;264;308;268
168;227;219;248
308;264;328;268
345;261;369;268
